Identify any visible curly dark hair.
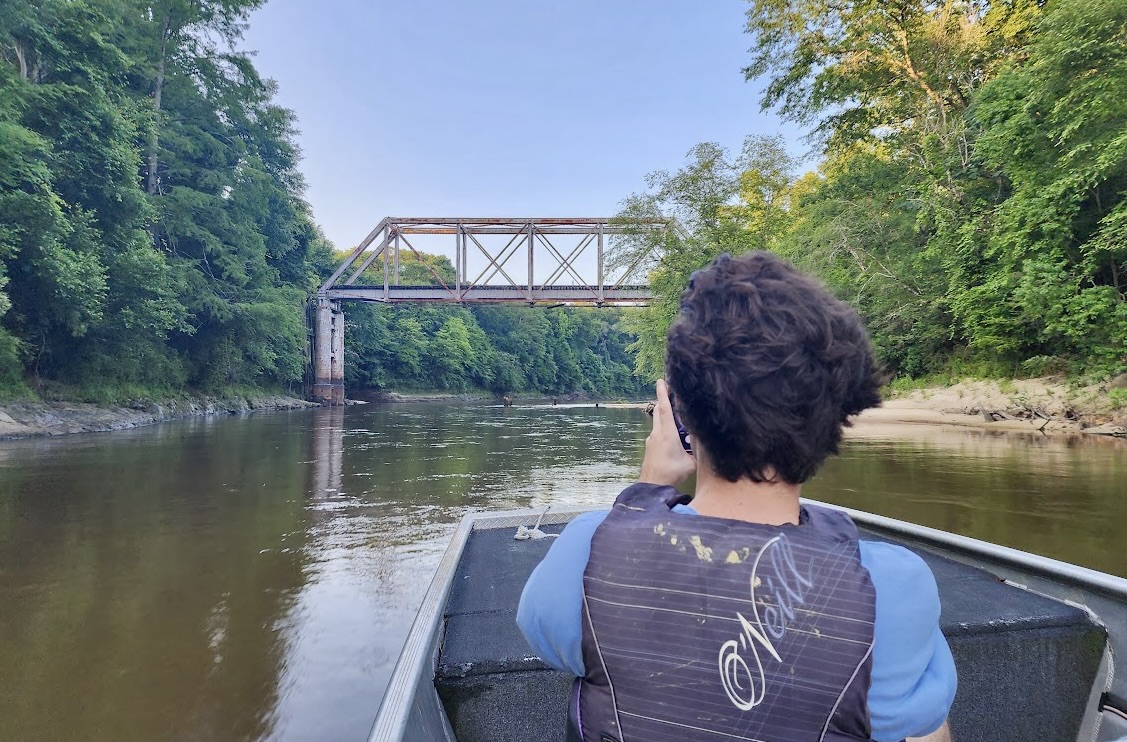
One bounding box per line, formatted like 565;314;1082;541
665;252;883;484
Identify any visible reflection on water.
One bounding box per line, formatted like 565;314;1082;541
820;423;1127;576
0;403;1123;741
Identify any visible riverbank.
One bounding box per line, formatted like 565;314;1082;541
612;377;1126;439
858;378;1127;438
0;395;319;440
3;378;1123;441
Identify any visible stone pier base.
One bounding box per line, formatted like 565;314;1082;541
312;295;346;405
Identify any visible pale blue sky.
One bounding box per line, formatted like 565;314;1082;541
242;0;804;252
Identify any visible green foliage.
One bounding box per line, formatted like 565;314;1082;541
342;290;647;397
0;0;329;397
0;326;27;397
6;0;1123;400
612;135;797;378
730;0;1126;382
966;0;1127;376
427;316;476;390
776;145;955;377
743;0;1041;149
612;0;1122;384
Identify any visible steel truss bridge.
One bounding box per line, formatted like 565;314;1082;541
310;217;675;404
320;217;672;305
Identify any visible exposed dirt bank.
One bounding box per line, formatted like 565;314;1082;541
0;395;319;440
856;378;1127;438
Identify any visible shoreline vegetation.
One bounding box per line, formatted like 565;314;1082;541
4;1;1124;428
2;376;1123;441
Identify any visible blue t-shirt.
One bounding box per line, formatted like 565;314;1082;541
517;506;957;742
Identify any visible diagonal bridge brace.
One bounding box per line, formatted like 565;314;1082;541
320;217;677;306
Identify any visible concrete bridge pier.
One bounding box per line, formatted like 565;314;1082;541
312;294;345;405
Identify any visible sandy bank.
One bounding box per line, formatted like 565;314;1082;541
0;395;319;440
612;378;1126;439
855;379;1126;438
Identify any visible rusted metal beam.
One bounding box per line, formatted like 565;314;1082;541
397;231;459;301
527;222;534;302
386;217;657;226
538;231;592;288
321;218;389;292
466;230;524;288
597;223;605;304
382;227;654;235
343;223;390;285
326;285;651;305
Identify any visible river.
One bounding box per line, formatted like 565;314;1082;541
1;403;1124;741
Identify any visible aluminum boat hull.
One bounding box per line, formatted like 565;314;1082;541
370;502;1127;742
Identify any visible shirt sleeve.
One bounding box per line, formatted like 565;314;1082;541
860;540;958;741
516;509;609;676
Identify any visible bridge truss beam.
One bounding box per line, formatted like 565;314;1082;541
320;217;670;306
310;217;676;404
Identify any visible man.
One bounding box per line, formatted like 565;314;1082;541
518;252;956;741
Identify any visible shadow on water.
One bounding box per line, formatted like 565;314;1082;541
0;402;1123;741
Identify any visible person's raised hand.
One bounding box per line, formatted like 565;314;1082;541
639;380;697;487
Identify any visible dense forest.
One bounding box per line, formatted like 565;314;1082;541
346;301;645;398
3;0;1123;402
340;252;645;397
0;0;334;399
0;0;644;401
616;0;1126;383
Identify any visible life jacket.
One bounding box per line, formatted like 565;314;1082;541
573;483;877;742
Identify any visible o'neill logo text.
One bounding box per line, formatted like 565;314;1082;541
718;534;812;710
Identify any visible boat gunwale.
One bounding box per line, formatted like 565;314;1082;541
803;498;1127;602
366;512;472;742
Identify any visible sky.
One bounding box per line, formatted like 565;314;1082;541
241;0;806;253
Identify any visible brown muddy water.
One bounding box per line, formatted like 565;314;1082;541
0;403;1124;741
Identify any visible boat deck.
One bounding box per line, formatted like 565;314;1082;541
372;506;1127;742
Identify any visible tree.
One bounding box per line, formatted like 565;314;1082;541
743;0;1041;149
965;0;1127;374
776;145;954;376
0;0;189;392
611;136;798;378
132;0;267;198
0;0;328;398
427;316;476;391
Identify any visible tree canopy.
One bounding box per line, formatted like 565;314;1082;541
619;0;1126;382
0;0;331;399
0;1;647;401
